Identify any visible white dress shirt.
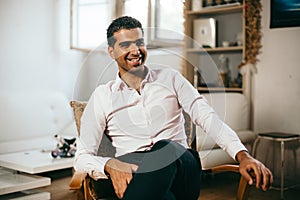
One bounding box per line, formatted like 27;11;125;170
74;66;247;179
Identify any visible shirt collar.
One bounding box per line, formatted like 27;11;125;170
113;65;155;92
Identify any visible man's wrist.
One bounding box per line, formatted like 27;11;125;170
236;150;250;163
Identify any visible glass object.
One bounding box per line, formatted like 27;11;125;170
218;54;230;87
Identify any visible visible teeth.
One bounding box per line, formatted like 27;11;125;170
129;58;139;62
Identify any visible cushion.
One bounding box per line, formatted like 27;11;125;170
199;148;237;170
196;93;255;151
201;93;249;131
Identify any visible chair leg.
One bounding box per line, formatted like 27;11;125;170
75;185;84;200
83;178;93;200
236;176;250;200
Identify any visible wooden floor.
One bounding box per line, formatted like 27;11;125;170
39;168;300;200
199;172;300;200
39;168;77;200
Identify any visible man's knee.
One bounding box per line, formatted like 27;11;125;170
151;140;201;171
187;148;201;166
178;149;201;172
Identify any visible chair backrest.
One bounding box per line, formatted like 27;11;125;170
70;101;87;135
183;110;195;149
70;101;116;157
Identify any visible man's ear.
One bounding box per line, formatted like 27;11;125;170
108;46;115;59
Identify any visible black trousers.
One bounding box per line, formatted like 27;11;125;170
89;140;202;200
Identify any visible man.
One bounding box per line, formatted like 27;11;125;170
75;16;273;200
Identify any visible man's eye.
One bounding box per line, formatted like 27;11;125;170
136;40;145;46
120;42;130;48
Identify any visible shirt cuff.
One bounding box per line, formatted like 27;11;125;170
89;157;111;180
226;141;248;161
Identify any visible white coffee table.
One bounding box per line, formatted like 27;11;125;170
0;150;74;199
0;150;74;174
0;168;50;198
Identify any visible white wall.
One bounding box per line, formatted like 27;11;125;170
0;0;85;142
253;0;300;183
253;1;300;134
0;0;84;96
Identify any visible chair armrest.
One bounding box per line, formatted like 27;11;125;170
209;164;256;178
208;164;256;200
69;171;88;190
209;164;240;174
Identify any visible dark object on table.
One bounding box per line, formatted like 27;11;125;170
51;134;77;158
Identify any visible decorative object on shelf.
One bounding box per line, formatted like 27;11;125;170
194;69;207;88
205;0;214;7
233;72;243;88
215;0;223;5
242;0;262;66
217;54;230;87
193;18;216;48
192;0;203;11
222;41;230;47
51;134;77;158
236;32;243;46
202;0;242;9
225;0;243;4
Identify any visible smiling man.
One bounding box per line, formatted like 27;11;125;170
107;23;147;94
74;16;273;200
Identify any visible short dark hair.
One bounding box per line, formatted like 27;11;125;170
106;16;144;47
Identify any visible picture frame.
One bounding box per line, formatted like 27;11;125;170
270;0;300;28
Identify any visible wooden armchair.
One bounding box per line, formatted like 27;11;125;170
69;101;252;200
68;101;116;200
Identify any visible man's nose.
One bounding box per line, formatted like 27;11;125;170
129;43;140;53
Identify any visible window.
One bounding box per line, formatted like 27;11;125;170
70;0;184;50
70;0;112;50
150;0;184;46
124;0;148;27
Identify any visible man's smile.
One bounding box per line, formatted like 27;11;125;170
126;54;143;66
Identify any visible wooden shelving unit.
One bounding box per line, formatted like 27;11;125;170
183;0;262;96
186;4;243;15
187;46;243;53
183;0;247;93
197;86;243;92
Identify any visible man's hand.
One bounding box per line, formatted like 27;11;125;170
104;158;138;199
236;150;273;191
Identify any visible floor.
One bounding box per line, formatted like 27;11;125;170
38;168;300;200
39;168;77;200
199;172;300;200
